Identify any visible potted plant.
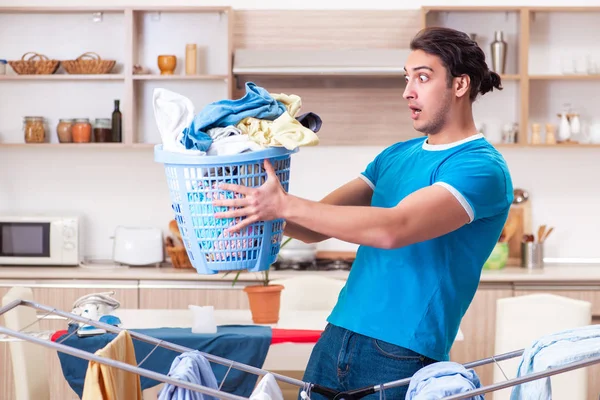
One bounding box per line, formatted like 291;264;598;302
224;237;291;324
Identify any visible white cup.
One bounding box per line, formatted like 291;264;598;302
189;305;218;334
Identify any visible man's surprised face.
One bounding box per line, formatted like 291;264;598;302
402;50;453;135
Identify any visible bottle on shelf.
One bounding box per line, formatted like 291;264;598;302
112;99;122;143
186;44;197;75
531;123;541;145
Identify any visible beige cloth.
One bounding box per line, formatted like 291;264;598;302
236;91;319;150
82;330;143;400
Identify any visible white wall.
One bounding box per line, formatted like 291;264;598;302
1;0;599;262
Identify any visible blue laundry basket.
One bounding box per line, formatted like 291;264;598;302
154;144;297;275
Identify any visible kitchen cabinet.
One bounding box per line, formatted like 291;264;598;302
0;280;138;400
423;6;600;148
449;284;514;392
138;280;250;309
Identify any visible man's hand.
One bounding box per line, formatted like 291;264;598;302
213;159;286;233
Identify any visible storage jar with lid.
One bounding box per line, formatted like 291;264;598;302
23;116;46;143
56;119;74;143
72;118;92;143
93;118;112;142
0;60;7;75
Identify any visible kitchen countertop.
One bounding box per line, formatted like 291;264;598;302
2;262;600;284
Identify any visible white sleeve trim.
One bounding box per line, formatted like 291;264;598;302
433;182;475;223
358;174;375;191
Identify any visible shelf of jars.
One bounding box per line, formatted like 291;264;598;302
0;5;233;148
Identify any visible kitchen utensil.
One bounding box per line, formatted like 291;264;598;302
500;214;518;242
541;227;554;243
537;225;547;243
277;237;317;263
112;226;164;266
522;234;535;243
513;188;529;204
521;242;544;269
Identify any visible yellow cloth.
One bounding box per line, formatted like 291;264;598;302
237;91;319;150
271;92;302;118
82;330;143;400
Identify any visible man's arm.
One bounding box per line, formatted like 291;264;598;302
281;184;470;249
213;159;479;249
283;177;374;243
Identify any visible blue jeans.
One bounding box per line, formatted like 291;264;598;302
300;323;437;399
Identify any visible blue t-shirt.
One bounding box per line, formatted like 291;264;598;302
327;133;514;362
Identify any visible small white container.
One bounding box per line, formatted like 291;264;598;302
0;60;7;75
189;305;217;334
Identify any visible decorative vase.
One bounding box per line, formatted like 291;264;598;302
490;31;507;74
244;284;284;324
157;55;177;75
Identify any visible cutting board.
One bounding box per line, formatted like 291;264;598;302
506;201;532;266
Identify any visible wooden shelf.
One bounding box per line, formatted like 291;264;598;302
132;74;228;81
0;74;125;81
501;75;520;81
0;143;128;148
423;6;522;12
529;74;600;80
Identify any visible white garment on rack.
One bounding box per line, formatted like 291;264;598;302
153;88;205;156
250;373;284;400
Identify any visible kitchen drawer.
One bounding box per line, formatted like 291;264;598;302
139;280;249;310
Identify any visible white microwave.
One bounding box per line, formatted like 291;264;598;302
0;216;81;266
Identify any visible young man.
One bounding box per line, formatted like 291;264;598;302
214;27;514;399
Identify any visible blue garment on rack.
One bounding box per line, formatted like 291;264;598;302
56;325;272;399
405;361;484;400
158;351;219;400
179;82;287;151
510;324;600;400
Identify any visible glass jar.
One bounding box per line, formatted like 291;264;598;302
93;118;112;143
72;118;92;143
56;119;74;143
23;116;46;143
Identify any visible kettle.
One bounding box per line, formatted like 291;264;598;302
112;226;164;266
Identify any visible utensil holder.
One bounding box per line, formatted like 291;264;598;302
521;242;544;269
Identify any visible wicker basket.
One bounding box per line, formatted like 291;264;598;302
61;52;116;74
166;242;194;269
8;52;60;75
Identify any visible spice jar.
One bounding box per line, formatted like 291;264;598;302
72;118;92;143
93;118;112;142
56;119;74;143
23;116;46;143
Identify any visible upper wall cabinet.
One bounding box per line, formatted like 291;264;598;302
422;6;600;148
0;6;233;148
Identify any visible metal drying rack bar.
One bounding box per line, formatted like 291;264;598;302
2;298;600;399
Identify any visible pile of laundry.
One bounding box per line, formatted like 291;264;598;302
153;82;321;157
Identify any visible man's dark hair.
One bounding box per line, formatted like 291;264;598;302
409;27;503;102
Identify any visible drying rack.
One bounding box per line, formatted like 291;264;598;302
2;298;600;400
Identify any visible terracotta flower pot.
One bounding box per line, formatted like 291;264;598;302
244;284;284;324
